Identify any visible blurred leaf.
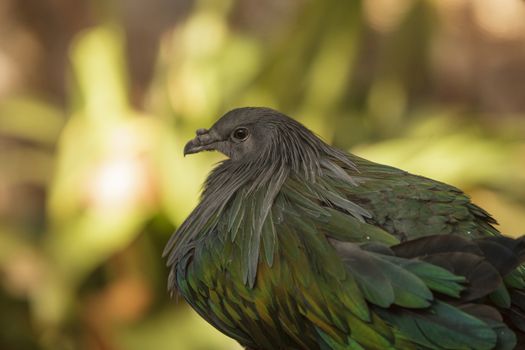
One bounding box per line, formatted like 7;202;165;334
70;25;129;122
0;97;64;145
353;115;522;188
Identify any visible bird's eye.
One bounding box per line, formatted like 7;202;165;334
232;127;249;141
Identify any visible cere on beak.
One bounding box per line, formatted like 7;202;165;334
196;128;208;136
183;128;218;156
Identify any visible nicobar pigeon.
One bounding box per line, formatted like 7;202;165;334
164;107;525;350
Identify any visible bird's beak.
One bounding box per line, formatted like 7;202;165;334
183;129;218;156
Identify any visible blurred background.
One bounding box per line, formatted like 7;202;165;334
1;0;525;349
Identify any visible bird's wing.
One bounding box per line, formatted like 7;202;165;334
271;176;518;349
342;154;500;240
338;155;525;339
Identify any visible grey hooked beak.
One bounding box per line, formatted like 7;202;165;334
183;128;218;156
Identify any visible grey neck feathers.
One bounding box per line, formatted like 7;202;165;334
163;125;358;270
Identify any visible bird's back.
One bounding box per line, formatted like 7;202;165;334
342;154;500;241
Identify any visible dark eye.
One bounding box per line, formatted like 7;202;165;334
232;127;249;141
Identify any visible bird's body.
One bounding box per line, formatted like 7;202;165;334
164;108;525;350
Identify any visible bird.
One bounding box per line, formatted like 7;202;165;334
163;107;525;350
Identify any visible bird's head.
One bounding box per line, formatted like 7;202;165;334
184;107;323;163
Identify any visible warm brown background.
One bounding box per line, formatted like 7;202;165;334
1;0;525;349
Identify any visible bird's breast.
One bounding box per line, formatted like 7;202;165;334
172;233;326;350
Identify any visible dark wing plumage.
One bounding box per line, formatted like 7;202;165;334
324;153;525;348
